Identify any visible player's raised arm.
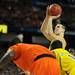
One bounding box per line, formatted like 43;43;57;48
40;4;61;41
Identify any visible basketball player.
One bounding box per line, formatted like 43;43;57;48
51;40;75;75
40;5;66;49
0;43;60;75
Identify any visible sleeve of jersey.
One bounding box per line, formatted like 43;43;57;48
9;44;21;60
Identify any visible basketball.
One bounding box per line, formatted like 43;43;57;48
48;4;62;16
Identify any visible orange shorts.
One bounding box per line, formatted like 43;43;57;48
30;57;60;75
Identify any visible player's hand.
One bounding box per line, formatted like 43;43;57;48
51;14;61;19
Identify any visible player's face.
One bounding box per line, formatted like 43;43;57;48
54;24;65;35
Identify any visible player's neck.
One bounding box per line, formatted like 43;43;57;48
60;33;64;37
57;33;64;37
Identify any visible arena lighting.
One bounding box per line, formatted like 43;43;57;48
0;24;8;34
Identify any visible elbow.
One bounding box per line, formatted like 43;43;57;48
40;28;44;33
40;27;42;31
40;29;47;35
40;27;47;34
40;24;45;33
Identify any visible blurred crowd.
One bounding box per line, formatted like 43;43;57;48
0;5;45;31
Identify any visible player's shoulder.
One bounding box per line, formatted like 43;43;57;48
10;43;24;48
54;48;65;51
16;43;24;45
53;48;68;54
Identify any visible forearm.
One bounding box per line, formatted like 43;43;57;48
47;17;54;33
40;16;50;32
40;16;53;33
0;49;15;69
0;54;10;68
